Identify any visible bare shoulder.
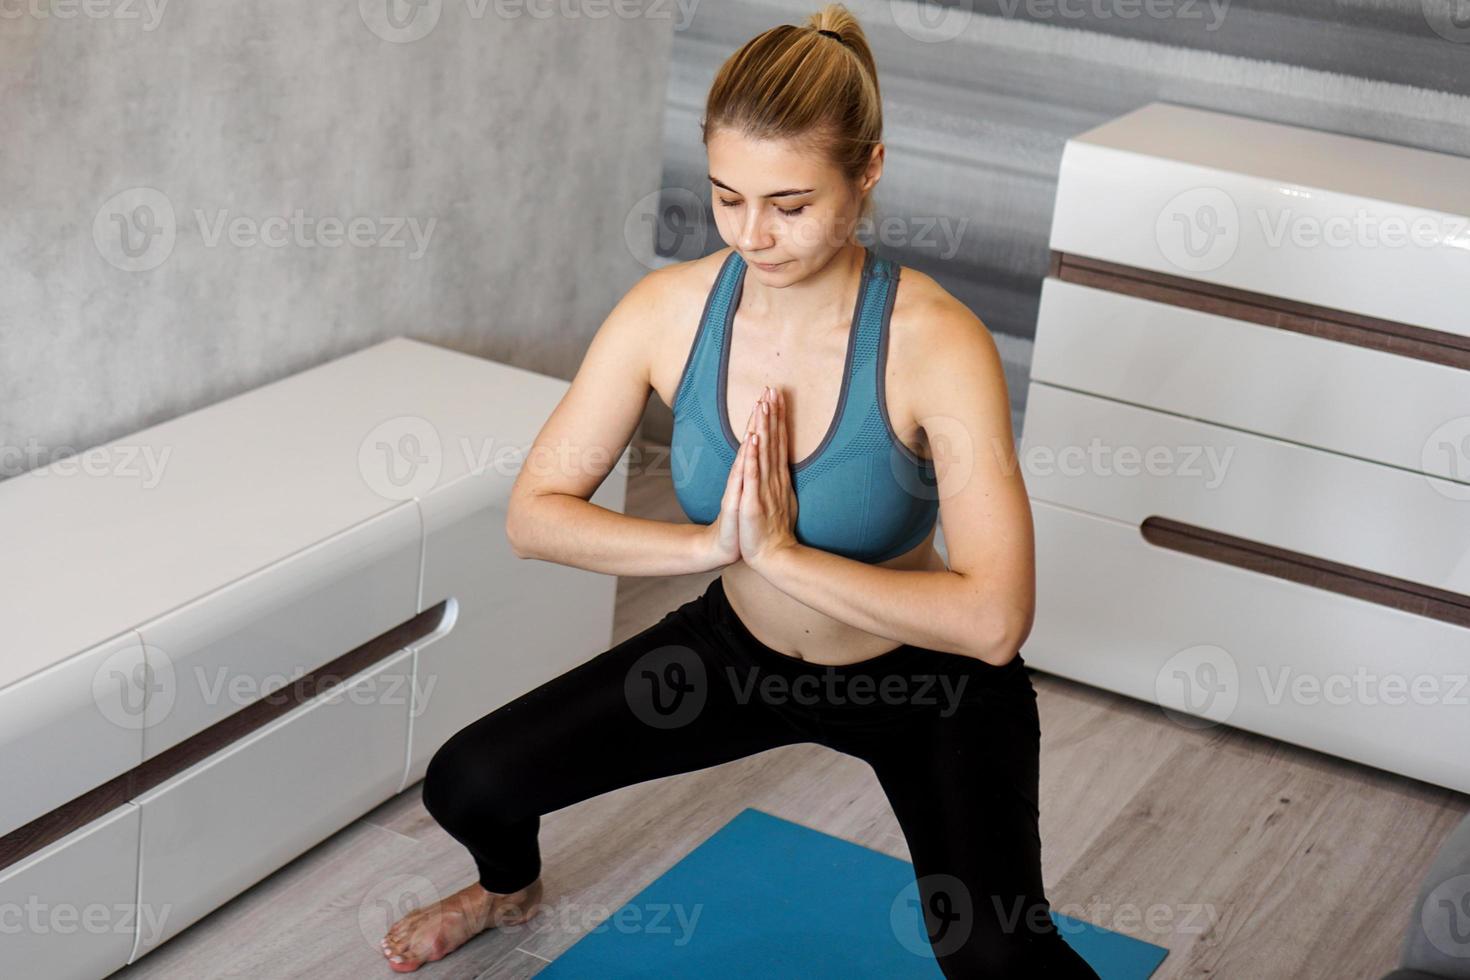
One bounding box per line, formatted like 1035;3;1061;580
886;264;1007;423
636;248;735;409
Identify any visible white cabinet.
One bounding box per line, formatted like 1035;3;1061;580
1022;102;1470;794
0;337;627;977
0;805;141;980
130;648;415;957
404;449;625;786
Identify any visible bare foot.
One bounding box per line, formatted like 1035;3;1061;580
379;877;543;972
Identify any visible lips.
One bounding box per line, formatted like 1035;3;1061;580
752;259;788;270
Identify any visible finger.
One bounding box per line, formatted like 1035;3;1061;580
758;386;772;489
774;387;788;470
723;433;745;502
742;417;758;491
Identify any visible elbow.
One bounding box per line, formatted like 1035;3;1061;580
504;495;536;559
970;609;1033;667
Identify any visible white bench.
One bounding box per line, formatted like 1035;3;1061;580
1021;102;1470;794
0;337;626;978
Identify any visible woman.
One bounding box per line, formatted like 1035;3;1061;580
380;5;1098;977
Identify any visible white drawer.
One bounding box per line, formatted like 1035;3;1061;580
0;804;140;980
404;463;624;785
1025;499;1470;794
130;647;414;958
136;503;421;759
1031;278;1470;483
1049;104;1470;338
1019;382;1470;598
0;632;145;838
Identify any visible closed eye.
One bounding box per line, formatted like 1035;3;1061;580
717;198;807;217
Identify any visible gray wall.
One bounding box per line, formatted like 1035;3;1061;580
0;1;675;481
644;0;1470;442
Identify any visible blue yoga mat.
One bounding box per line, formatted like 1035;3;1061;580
540;807;1168;978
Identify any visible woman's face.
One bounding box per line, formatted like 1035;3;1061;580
705;126;875;280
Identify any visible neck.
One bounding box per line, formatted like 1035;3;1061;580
738;242;866;334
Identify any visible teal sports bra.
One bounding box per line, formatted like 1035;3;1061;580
670;246;940;564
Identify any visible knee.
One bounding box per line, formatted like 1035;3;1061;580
421;726;517;831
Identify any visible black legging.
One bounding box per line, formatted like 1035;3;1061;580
421;574;1100;978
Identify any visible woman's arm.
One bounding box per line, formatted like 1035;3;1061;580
506;267;729;578
746;305;1035;665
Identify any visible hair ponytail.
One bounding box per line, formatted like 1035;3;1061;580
701;3;882;222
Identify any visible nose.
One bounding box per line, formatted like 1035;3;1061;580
734;205;777;253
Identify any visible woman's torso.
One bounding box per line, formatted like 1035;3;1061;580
649;244;948;666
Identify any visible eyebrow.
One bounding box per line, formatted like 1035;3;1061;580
708;175;814;199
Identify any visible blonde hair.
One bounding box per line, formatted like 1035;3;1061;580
701;3;882;224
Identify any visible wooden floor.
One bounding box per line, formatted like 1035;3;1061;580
112;435;1469;980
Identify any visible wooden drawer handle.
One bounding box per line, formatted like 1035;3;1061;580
0;599;452;875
